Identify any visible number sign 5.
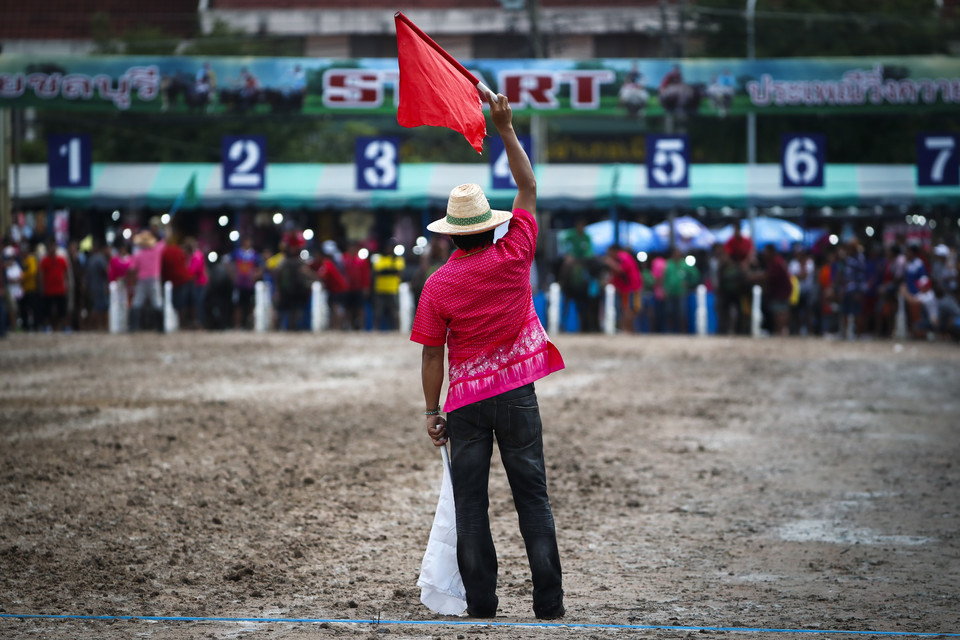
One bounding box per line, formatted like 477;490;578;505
646;135;690;189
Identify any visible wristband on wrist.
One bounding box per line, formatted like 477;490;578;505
424;407;441;416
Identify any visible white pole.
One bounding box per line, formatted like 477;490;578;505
751;284;762;338
894;291;907;340
108;280;127;333
603;283;617;335
399;282;414;334
163;281;178;333
254;280;269;332
547;282;561;335
695;284;708;336
310;281;327;332
476;81;498;102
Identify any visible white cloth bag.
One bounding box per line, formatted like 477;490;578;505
416;445;467;615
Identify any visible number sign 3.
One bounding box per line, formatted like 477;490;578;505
356;137;399;190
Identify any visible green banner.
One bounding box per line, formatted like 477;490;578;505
2;55;959;118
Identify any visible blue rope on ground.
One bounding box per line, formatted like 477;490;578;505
2;613;958;637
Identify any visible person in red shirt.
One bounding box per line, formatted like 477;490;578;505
161;235;193;327
38;238;69;332
724;222;754;266
341;243;371;331
413;93;565;621
763;244;792;336
316;245;348;330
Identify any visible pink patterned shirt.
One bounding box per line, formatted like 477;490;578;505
411;208;564;412
130;241;165;280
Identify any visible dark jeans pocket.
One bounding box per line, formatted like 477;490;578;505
502;394;542;448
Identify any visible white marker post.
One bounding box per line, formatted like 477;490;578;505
310;281;327;332
603;283;617;335
399;282;414;334
695;284;708;336
254;280;270;332
108;281;128;334
894;291;908;340
163;281;178;333
547;282;561;335
751;284;763;338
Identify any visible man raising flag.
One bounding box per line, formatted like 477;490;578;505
395;12;491;153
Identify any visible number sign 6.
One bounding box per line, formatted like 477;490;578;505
781;134;825;188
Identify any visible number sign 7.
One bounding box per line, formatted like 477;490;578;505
917;134;959;187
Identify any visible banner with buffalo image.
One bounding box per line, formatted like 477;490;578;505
3;55;960;118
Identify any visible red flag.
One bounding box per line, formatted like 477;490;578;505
395;12;486;154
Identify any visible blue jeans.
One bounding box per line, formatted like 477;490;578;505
446;383;563;617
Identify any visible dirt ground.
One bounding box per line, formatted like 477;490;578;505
0;332;958;640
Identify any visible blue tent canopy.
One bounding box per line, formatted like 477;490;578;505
583;220;657;255
713;216;826;251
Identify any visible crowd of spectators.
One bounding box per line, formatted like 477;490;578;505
2;217;958;342
0;219;431;336
556;221;960;342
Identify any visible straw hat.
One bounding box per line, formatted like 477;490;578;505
133;229;157;248
427;183;512;236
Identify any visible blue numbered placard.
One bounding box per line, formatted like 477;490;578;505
356;137;400;190
917;133;960;187
646;135;690;189
222;135;266;190
781;133;825;188
47;134;91;188
489;135;533;190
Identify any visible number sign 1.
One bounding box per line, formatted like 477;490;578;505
781;133;825;188
917;133;960;187
222;136;266;190
489;135;533;190
47;134;92;188
646;135;690;189
356;137;399;190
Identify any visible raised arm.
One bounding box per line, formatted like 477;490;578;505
487;92;536;214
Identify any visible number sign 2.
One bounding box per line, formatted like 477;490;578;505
222;136;266;190
489;135;533;190
48;134;92;188
781;134;825;188
646;135;690;189
356;137;399;190
917;133;960;187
